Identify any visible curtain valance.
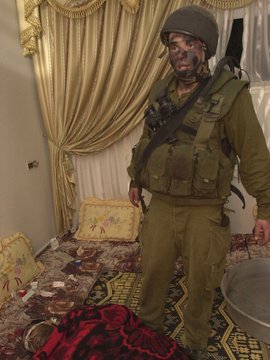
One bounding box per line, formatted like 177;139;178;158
18;0;258;56
17;0;140;56
194;0;256;8
45;0;139;17
25;0;139;18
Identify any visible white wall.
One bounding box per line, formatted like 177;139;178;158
0;1;56;254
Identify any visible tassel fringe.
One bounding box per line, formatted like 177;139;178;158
203;0;255;9
22;0;43;56
21;27;39;56
25;0;44;18
120;0;140;14
21;0;140;55
46;0;106;18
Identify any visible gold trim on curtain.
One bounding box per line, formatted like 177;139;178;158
120;0;140;13
46;0;140;17
195;0;256;9
37;0;140;20
18;0;140;56
16;0;43;56
46;0;106;18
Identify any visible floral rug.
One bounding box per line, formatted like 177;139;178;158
0;236;141;359
0;233;269;359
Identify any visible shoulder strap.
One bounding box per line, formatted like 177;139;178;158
194;71;248;150
194;93;224;151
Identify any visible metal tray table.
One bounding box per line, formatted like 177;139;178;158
221;258;270;344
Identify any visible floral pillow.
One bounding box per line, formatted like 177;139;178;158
75;198;142;241
0;232;44;307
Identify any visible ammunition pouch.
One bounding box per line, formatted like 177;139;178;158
132;139;234;198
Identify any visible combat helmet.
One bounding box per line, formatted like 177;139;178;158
160;5;219;60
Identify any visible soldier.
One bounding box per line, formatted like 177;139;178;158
128;5;270;360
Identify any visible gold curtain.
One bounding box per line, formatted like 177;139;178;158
16;0;187;234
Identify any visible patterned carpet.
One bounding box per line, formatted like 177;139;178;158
86;271;270;360
0;233;269;359
0;237;141;359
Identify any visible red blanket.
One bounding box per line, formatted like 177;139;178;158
33;304;189;359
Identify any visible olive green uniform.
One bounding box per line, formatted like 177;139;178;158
128;70;270;349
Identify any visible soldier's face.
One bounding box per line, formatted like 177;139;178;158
168;32;203;73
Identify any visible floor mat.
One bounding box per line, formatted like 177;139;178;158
86;271;270;360
0;233;269;359
0;239;141;359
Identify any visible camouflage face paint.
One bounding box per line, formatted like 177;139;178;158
168;33;203;76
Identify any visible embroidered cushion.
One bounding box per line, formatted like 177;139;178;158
75;198;142;241
0;232;44;307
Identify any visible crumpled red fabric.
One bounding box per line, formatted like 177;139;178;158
32;304;190;359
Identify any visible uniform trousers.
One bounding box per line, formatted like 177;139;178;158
139;194;231;349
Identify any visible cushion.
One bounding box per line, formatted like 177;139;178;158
75;198;142;241
0;232;44;307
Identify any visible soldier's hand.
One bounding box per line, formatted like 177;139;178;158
254;219;270;245
129;187;141;207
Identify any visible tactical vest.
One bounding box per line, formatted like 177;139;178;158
129;69;248;200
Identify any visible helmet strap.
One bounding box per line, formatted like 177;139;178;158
201;44;207;63
176;60;210;85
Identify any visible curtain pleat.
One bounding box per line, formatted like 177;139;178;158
73;123;143;201
241;0;270;83
241;0;270;146
208;7;234;70
21;0;187;234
